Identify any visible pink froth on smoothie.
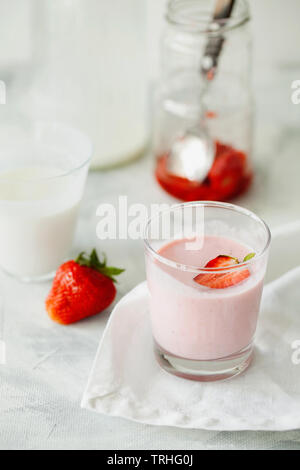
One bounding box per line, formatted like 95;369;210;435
146;236;265;361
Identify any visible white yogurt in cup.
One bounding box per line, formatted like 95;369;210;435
0;121;92;281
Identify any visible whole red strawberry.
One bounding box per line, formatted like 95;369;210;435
46;250;124;325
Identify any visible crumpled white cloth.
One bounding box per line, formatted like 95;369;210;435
82;222;300;431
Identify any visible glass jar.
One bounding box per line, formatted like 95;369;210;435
154;0;253;202
10;0;149;170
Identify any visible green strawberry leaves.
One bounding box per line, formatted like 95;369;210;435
243;253;256;262
76;249;125;283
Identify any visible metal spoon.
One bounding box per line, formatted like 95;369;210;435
167;0;236;183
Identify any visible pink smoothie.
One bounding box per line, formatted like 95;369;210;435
146;236;265;361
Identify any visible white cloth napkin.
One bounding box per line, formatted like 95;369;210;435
82;222;300;431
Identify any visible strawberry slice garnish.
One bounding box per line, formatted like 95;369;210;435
194;254;254;289
46;250;125;325
205;255;239;269
194;269;250;289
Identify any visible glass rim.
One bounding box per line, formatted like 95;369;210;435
0;121;93;183
166;0;250;34
144;201;271;274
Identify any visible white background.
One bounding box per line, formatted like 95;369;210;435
0;0;300;451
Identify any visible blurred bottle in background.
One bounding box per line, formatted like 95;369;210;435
0;0;34;83
4;0;149;169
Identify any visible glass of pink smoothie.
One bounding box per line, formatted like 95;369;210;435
144;202;271;381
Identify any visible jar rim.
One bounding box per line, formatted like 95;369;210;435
166;0;250;34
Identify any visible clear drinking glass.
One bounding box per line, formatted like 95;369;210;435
145;202;271;381
0;120;92;282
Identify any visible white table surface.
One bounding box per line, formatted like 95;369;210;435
1;74;300;450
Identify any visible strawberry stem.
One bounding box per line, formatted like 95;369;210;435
243;253;256;262
75;249;125;283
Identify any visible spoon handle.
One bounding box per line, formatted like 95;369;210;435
213;0;236;20
201;0;236;78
